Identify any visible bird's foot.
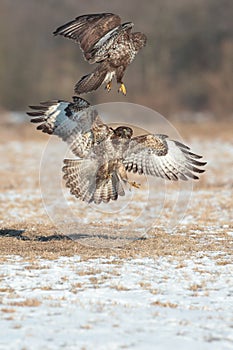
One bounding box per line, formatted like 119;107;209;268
129;181;141;189
105;81;112;92
118;83;127;96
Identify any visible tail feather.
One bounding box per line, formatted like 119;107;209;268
93;177;116;204
93;173;125;204
74;64;108;94
112;172;125;197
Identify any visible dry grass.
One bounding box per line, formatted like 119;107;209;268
1;308;16;313
0;223;232;262
9;298;41;307
151;301;178;308
0;119;232;262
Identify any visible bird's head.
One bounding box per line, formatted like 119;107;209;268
92;122;113;143
114;126;133;139
132;32;147;50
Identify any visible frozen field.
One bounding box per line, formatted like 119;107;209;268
0;254;233;350
0;119;233;349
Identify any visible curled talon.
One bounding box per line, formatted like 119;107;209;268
105;81;112;92
118;83;127;96
129;181;141;189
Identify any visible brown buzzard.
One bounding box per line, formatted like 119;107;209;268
28;99;206;204
53;13;147;95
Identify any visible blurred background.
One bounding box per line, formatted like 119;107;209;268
0;0;233;119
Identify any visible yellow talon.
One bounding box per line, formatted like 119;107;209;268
129;181;141;189
118;83;127;96
105;81;112;92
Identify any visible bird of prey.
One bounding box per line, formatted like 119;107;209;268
28;98;206;204
53;13;147;96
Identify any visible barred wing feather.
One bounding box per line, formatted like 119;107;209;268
123;134;206;181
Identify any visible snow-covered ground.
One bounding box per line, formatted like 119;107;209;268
1;255;233;350
0;125;233;349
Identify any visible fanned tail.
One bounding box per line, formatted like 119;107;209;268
93;172;125;204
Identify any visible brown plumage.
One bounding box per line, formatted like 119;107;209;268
28;99;206;204
63;127;206;204
63;125;134;204
53;13;147;95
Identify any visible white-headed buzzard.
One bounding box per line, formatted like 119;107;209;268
53;13;147;95
28;98;206;204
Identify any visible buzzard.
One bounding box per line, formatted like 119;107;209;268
53;13;147;95
28;98;206;204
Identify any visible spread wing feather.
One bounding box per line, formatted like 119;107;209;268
123;134;206;180
53;13;121;61
27;96;103;158
62;158;124;204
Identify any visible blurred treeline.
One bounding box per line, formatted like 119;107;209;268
0;0;232;118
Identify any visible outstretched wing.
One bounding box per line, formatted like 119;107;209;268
27;96;103;158
123;134;206;180
53;13;121;61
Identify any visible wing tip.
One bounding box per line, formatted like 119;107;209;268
53;29;59;36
